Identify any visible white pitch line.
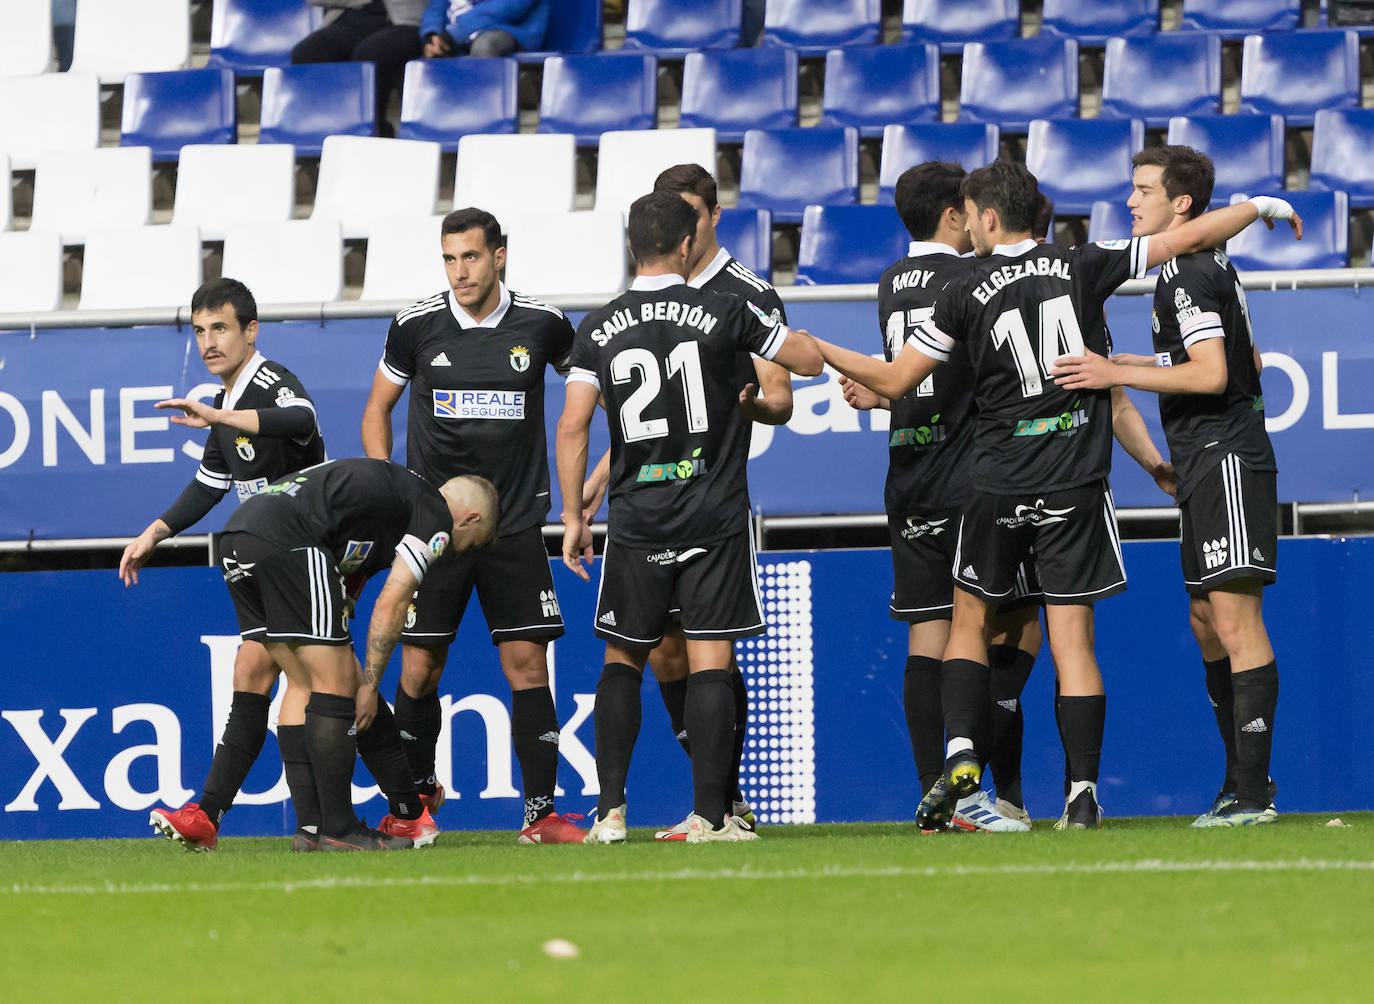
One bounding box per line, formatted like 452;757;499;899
6;857;1374;897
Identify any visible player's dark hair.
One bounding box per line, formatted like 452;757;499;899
1131;145;1215;221
442;207;505;251
191;278;258;327
653;163;718;213
1032;192;1054;241
960;161;1040;234
893;162;966;241
627;191;698;265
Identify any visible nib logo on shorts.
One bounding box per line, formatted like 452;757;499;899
961;565;978;581
1241;717;1268;733
599;610;618;627
1203;538;1229;569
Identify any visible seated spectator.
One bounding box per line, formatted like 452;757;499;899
420;0;549;59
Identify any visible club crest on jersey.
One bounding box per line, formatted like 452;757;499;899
637;448;706;483
428;532;450;559
275;386;297;405
405;602;417;629
509;345;531;372
234;436;255;461
339;539;374;573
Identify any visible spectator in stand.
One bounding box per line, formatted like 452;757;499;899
420;0;550;60
52;0;76;71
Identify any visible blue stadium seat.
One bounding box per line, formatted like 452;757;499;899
1041;0;1159;44
715;208;774;282
1026;118;1145;215
207;0;319;75
259;62;375;157
878;123;1000;204
796;205;909;285
1100;33;1221;127
120;68;236;162
901;0;1018;53
1166;114;1285;200
762;0;881;54
538;54;657;144
515;0;601;62
1180;0;1299;36
1087;199;1137;243
398;58;518;151
1226;190;1347;271
1239;29;1360;127
820;44;940;138
680;48;798;143
1310;109;1374;208
960;38;1078;131
738;127;859;224
622;0;740;54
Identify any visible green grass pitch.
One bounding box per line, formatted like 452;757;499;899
4;815;1373;1001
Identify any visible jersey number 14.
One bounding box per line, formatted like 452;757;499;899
990;294;1085;398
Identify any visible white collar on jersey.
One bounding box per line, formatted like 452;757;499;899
992;238;1039;258
630;273;686;291
689;246;732;288
223;351;267;410
907;240;962;258
447;282;512;329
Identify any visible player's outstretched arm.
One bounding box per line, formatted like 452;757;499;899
1145;197;1302;271
557;380;599;582
816;337;937;401
739;357;795;425
770;328;824;377
1054;340;1227;396
361;370;406;460
1109;386;1177;501
356;557;420;731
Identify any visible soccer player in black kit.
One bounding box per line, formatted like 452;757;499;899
556;192;823;843
1053;146;1285;826
361;208;586;844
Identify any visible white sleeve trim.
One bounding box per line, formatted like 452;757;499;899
279;396;316;414
1130;236;1150;279
756;324;786;361
196;465;232;490
566;368;601;391
395;534;430;582
907;321;953;363
1180;310;1224;348
379;357;410;386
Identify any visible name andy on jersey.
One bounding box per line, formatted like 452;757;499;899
589;302;719;347
971;258;1072;305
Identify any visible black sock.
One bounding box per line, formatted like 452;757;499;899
658;677;691;756
1057;694;1106;784
988;645;1035;807
1231;661;1278;809
903;655;944;794
277;724;320;831
305;693;359;837
594;663;642;818
199;690;271;826
727;668;749;807
512;686;560;826
394;686;442;795
685;669;734;829
1203;656;1237;792
940;658;990;753
356;698;421;820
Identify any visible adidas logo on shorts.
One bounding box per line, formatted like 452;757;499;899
961;565;978;581
1241;717;1268;734
1252;547;1265;562
599;610;617;626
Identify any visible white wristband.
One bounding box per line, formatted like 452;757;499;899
1248;196;1293;220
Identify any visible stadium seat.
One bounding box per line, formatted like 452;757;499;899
515;0;602;63
452;133;577;223
0;231;63;313
1239;29;1360;127
959;38;1079;131
31;147;153;245
222;220;343;304
622;0;741;54
1180;0;1299;36
537;54;657;144
1166;114;1285;200
0;2;52;76
78;224;202;310
595;129;717;218
504;212;627;296
1087;199;1137;244
795;205;908;286
207;0;320;74
737;127;860;224
0;155;9;232
119;69;237;162
819;44;941;138
259;63;376;158
1041;1;1159;44
171;144;297;241
1225;191;1347;271
312;136;441;239
359;216;448;302
901;0;1019;52
715;208;774;282
1100;33;1222;127
878;123;1000;204
763;0;881;54
68;0;190;83
0;73;101;171
1310;109;1374;208
1026;118;1145;216
398;58;518;151
679;48;799;143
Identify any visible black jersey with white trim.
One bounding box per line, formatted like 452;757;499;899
1152;248;1276;498
379;284;575;536
915;237;1150;494
224;458;454;585
692;247;789;391
568;275;787;547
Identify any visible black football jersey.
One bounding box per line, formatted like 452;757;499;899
379;285;575;536
877;243;979;514
914;237;1151;494
568;275;788;547
692;247;789;392
1151;249;1276;498
225;458;455;584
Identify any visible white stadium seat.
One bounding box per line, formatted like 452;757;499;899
78;224;202;310
172;144;296;241
69;0;190;83
504;211;627;297
0;2;53;77
0;73;101;171
595;128;717;218
31;147;153;244
0;231;64;313
222;220;344;305
453;133;577;225
360;215;448;302
0;154;10;232
312;135;441;239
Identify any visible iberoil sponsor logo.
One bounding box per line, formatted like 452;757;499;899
889;412;947;449
1013;401;1090;438
637;448;706;483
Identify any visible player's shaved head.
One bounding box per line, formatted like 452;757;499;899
440;474;501;548
627;191;698;266
654;163;718;212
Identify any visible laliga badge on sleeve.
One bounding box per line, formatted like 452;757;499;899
428;531;450;559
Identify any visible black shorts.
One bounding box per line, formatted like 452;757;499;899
219;532;351;646
953;480;1126;606
594;530;765;645
1180;455;1278;595
889;509;1042;622
402;524;564;646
